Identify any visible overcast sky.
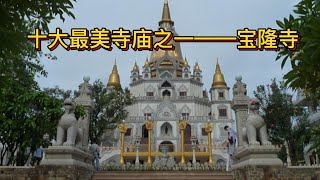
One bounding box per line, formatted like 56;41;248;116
37;0;300;97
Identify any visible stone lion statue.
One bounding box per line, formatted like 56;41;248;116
54;98;83;147
242;98;271;146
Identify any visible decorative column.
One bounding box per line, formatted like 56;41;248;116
205;119;214;165
191;135;197;164
118;120;128;165
74;76;94;149
178;118;187;165
145;118;154;165
231;76;250;147
135;134;141;165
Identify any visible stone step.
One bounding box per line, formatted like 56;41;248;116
92;171;234;180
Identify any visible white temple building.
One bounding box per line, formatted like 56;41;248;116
101;0;237;164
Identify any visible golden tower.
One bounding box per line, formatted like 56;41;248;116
107;60;121;89
212;60;227;88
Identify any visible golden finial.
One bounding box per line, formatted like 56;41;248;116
144;57;150;67
132;61;139;72
212;59;227;87
194;62;201;71
107;60;121;88
184;56;189;67
162;0;171;21
159;0;174;27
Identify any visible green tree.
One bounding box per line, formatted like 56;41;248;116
254;79;311;165
42;80;133;145
0;0;75;58
89;80;133;144
275;0;320;98
0;0;77;166
0;90;64;165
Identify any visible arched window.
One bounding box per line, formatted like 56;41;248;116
184;74;189;78
162;90;171;97
142;125;148;138
161;122;172;136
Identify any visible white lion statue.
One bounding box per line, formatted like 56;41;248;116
242;98;272;146
54;98;83;147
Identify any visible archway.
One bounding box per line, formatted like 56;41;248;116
141;124;148;144
159;141;174;152
184;124;191;144
162;90;171;97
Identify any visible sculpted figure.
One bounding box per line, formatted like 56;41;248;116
242;98;271;146
55;98;83;147
233;76;247;97
304;142;318;165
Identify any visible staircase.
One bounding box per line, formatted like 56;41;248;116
92;171;234;180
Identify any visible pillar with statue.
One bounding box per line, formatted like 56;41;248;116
145;117;155;165
118;120;129;165
204;120;214;165
231;76;250;147
178;118;187;165
40;77;95;180
231;76;283;178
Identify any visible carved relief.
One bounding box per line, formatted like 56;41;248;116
178;104;191;115
156;99;178;119
178;84;188;92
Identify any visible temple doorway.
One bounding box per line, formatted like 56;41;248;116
159;141;174;152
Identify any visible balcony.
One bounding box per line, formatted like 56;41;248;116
133;96;210;105
125;116;214;122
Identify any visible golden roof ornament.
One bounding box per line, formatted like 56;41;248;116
107;60;121;88
132;61;139;72
160;0;173;25
144;57;150;67
184;57;189;67
149;0;184;74
194;62;201;71
212;59;227;87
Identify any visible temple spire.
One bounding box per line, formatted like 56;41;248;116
159;0;174;27
132;61;139;72
144;57;150;67
107;60;121;89
194;62;201;71
212;59;227;88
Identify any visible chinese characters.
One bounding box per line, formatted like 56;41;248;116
237;28;300;51
27;27;174;51
27;27;300;51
